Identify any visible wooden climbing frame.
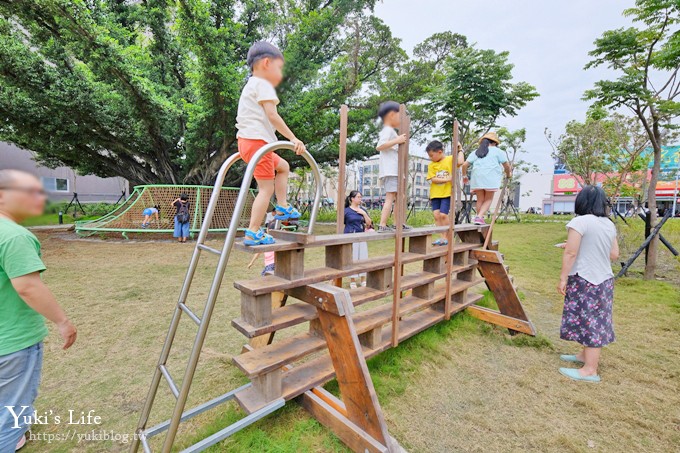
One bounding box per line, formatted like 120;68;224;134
230;224;535;452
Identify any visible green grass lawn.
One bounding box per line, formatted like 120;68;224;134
23;220;680;452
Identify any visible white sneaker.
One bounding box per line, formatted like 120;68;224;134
350;282;358;289
361;281;367;287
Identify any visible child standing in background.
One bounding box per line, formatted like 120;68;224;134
236;41;307;246
375;101;408;233
426;140;464;245
141;205;160;228
461;132;511;225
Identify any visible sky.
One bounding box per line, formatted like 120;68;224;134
373;0;636;172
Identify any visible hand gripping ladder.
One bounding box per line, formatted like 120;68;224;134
131;142;323;453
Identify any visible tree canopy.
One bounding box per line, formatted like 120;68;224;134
584;0;680;278
0;1;537;186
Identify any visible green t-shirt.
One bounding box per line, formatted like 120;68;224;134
0;217;49;356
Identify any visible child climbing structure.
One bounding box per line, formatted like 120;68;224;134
131;108;535;453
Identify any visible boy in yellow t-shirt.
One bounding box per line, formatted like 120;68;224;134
426;140;464;245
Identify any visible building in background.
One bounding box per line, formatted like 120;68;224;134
0;142;129;203
542;146;680;215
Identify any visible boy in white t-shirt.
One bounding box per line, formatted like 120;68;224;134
375;101;408;232
236;41;307;246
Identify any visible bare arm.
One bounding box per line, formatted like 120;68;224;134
610;236;620;261
457;151;465;166
262;101;306;154
461;161;470;179
376;134;406;151
502;161;512;178
430;176;452;184
11;273;77;349
557;228;582;295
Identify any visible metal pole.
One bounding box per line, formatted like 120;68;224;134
391;105;409;347
444;121;459;320
132;142;323;453
336;105;348;234
673;171;679;217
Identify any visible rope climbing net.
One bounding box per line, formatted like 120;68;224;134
75;185;256;238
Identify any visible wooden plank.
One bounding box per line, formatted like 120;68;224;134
235;290;485;414
471;249;504;264
466;305;536;336
275;249;305;280
298;390;389;453
233;333;327;377
445;120;460;320
235;246;479;296
251;369;282;402
408;235;432;255
473;251;530;322
235;224;488;253
234;301;316;339
316;297;391;445
336;105;348;234
247;292;287;346
326;244;353;270
240;293;272;328
392;105;410;347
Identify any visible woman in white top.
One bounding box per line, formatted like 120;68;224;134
557;185;619;383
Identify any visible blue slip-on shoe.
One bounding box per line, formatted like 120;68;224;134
432;239;442;246
243;229;276;246
274;204;301;220
559;367;601;383
560;354;584;364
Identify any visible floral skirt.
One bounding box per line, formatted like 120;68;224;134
560;274;615;348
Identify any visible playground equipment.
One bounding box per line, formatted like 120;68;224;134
131;109;535;453
75;185;256;238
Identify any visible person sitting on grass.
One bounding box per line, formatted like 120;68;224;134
171;194;190;243
426;140;464;246
460;131;511;225
557;185;619;383
236;41;307;246
344;190;373;289
0;170;77;452
141;205;160;229
375;101;409;233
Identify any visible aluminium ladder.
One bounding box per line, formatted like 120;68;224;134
131;142;323;453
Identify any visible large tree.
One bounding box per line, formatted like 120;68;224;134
584;0;680;278
431;45;539;151
0;0;426;186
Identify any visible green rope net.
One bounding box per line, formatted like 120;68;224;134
75;185;256;238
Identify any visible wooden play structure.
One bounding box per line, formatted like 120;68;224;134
131;107;535;453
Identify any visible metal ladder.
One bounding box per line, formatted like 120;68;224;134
131;142;323;453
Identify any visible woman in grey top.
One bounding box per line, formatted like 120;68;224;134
557;185;619;383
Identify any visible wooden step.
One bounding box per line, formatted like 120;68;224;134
235;290;486;414
232;285;386;339
234;245;480;296
232;262;482;339
232;276;486;377
235;224;489;253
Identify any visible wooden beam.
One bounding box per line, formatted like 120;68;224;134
287;283;354;316
298;390;389;453
392;104;410;347
248;292;287;348
316;293;392;447
466;305;536;336
336;104;348;234
444;120;460;320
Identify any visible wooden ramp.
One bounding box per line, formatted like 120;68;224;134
229;224;534;452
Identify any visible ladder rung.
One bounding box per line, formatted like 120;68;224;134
179;303;201;326
197;243;222;256
159;365;179;399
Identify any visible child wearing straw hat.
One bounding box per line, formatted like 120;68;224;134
461;131;512;225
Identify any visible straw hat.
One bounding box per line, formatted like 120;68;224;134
480;131;500;145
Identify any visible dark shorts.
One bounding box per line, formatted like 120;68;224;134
431;197;451;215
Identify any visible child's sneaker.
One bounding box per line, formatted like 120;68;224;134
473;216;486;225
402;224;412;230
244;229;276;246
377;225;394;233
274;204;300;221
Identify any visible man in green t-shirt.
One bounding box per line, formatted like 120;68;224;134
0;170;77;452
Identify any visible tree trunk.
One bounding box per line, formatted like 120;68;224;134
643;123;662;280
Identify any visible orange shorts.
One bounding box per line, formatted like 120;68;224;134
238;138;282;180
